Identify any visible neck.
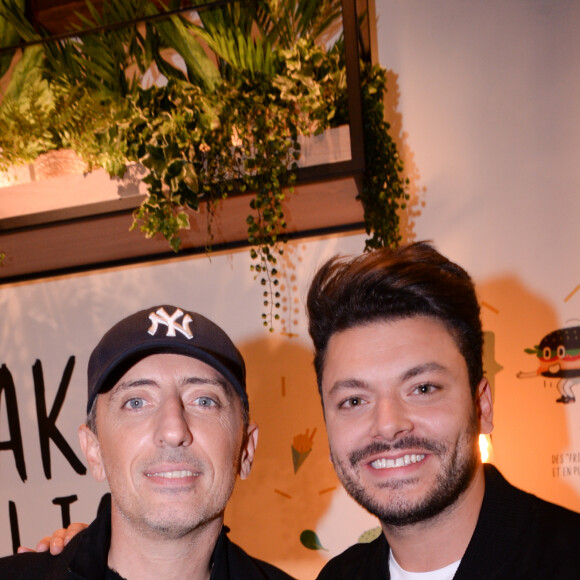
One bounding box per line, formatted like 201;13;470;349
382;464;486;573
107;511;223;580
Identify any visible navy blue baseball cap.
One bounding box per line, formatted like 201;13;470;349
87;305;247;413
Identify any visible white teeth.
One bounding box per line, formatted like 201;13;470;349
371;454;425;469
148;470;194;478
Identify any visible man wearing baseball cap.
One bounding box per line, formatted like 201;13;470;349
0;305;293;580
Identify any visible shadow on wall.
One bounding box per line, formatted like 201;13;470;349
478;275;580;512
225;335;338;573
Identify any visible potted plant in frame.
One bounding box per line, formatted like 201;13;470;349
0;0;409;329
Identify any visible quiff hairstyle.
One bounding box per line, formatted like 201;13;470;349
306;241;484;395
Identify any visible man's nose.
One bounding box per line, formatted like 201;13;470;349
154;397;193;448
371;396;413;441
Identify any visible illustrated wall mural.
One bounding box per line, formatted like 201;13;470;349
518;325;580;405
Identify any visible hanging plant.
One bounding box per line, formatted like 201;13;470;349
359;63;410;250
0;0;408;330
118;36;345;329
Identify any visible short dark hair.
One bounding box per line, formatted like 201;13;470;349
306;241;483;395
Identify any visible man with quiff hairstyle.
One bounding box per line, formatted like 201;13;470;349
307;242;580;579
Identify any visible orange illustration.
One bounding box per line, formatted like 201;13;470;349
292;428;316;473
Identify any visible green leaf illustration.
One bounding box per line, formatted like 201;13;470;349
300;529;327;551
357;527;382;543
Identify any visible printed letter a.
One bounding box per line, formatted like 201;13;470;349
0;364;27;482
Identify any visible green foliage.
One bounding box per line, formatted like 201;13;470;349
256;0;343;48
152;8;221;90
0;0;409;330
122;37;339;329
359;63;409;250
189;1;276;80
0;0;23;79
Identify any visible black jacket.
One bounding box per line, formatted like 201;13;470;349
316;464;580;579
0;497;294;580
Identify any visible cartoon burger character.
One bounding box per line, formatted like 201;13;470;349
518;325;580;404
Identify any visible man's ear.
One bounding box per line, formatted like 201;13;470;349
476;378;494;435
239;423;259;480
78;425;107;483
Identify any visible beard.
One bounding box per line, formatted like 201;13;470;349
331;416;480;527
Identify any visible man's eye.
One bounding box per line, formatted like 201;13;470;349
124;398;145;410
341;397;365;408
196;396;218;408
414;384;437;395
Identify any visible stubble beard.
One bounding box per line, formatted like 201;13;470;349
331;417;480;528
111;448;239;540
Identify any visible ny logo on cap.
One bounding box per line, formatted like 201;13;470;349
148;307;193;339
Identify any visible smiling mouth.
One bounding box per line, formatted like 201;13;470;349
146;470;198;479
371;454;426;469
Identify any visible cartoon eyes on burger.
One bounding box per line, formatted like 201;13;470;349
543;345;567;360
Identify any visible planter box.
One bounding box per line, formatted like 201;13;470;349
0;125;364;282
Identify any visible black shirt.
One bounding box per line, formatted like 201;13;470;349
0;495;294;580
106;567;126;580
316;464;580;579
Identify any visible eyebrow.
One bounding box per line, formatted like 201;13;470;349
327;378;368;398
184;376;230;389
184;376;235;398
327;362;449;397
400;361;448;382
111;376;233;397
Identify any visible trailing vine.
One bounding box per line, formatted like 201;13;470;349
359;63;409;250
